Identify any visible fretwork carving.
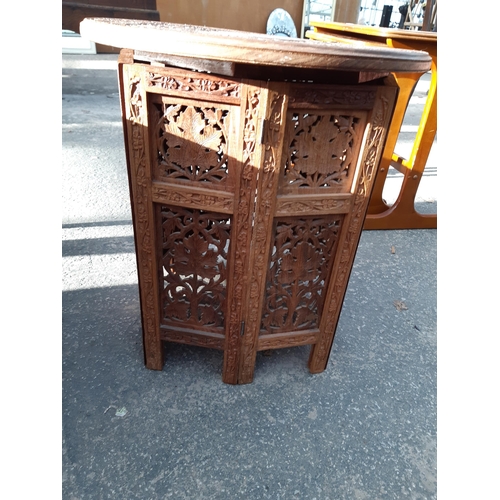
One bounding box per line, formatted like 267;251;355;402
281;112;363;192
147;71;241;98
152;102;231;185
160;206;230;331
260;216;343;333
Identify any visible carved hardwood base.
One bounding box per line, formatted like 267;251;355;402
118;50;397;384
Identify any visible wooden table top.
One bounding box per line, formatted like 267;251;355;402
80;18;431;73
310;21;437;43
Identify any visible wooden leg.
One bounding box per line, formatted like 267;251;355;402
368;72;423;215
119;57;164;370
237;87;288;385
364;64;437;230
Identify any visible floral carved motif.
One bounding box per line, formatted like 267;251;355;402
147;72;241;98
260;216;343;333
153;102;230;184
282;112;362;192
160;206;230;331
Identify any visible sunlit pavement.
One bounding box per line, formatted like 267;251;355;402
62;53;436;499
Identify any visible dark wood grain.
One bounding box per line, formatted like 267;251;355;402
80;18;431;73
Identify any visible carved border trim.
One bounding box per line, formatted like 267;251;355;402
123;65;163;370
288;85;377;109
146;66;241;103
275;194;352;216
238;88;288;383
152;182;234;214
222;85;261;384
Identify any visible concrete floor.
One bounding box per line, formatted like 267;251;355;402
62;53;437;499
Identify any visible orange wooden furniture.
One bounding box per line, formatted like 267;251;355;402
308;22;437;230
81;18;430;383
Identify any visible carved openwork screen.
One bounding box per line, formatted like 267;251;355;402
120;56;397;384
260;215;343;334
281;110;366;193
159;206;230;334
145;79;244;351
150;96;238;191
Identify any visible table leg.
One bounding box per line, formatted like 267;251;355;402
364;64;437;230
367;71;423;215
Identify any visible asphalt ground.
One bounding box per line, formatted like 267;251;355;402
62;53;437;499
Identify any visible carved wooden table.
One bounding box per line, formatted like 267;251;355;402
80;18;430;383
308;22;437;230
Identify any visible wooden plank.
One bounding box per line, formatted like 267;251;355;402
160;326;225;350
258;330;319;350
151;182;234;214
135;50;236;77
275;193;352;216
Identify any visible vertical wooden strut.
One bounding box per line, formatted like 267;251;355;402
221;83;263;384
237;84;289;384
120;56;164;370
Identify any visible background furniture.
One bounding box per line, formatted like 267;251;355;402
308;21;437;230
62;1;160;53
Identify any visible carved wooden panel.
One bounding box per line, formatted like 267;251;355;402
280;111;365;193
149;95;238;192
309;87;397;374
159;205;230;332
260;215;343;334
152;101;230;184
238;87;288;383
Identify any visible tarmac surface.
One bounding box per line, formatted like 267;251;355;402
62;53;437;499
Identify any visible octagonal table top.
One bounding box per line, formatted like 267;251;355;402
80;18;431;74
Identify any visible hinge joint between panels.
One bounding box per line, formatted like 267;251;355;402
259;119;268;144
